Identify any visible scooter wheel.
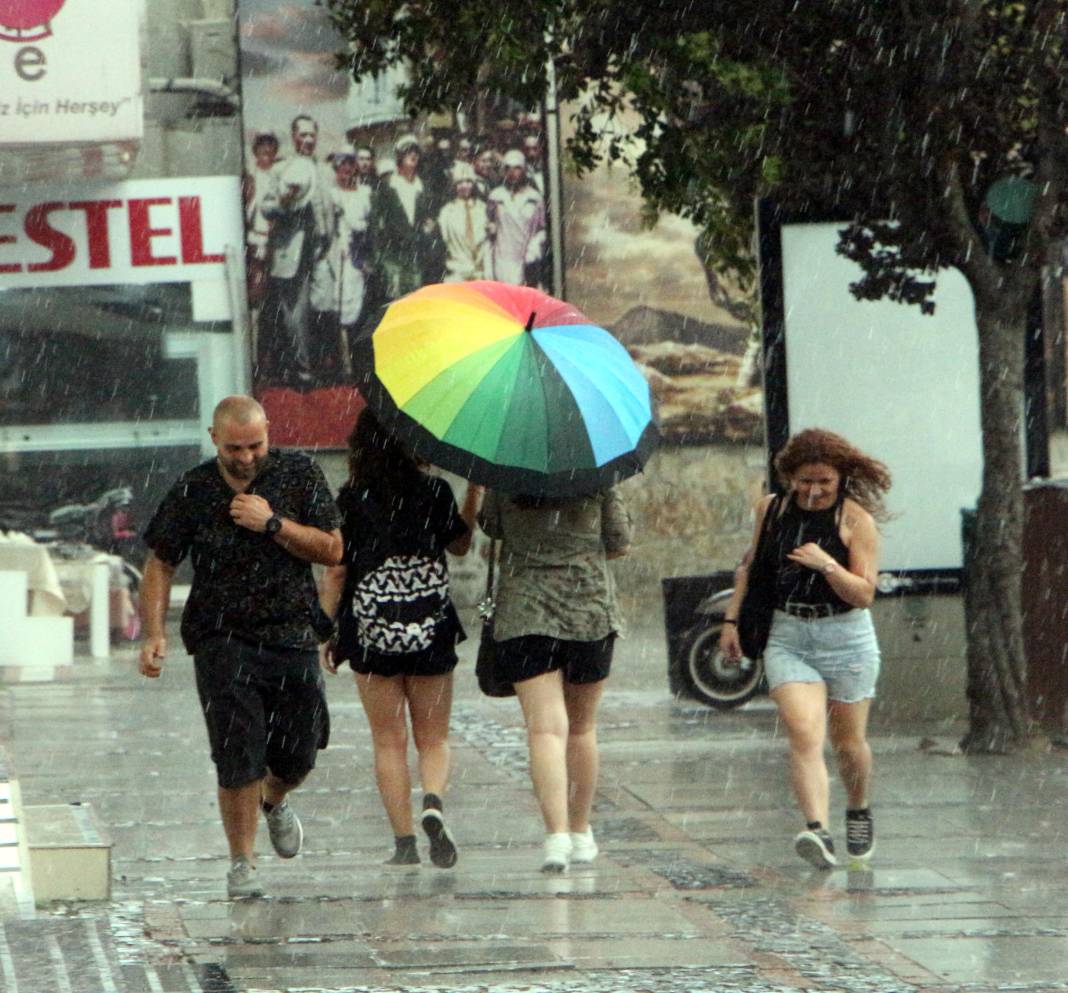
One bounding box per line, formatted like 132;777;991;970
681;622;765;710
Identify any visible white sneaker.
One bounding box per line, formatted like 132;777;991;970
226;856;263;899
263;799;303;859
569;828;599;863
541;832;572;873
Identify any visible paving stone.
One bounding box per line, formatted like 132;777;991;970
6;638;1068;993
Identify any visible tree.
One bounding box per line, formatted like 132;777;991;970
324;0;1068;751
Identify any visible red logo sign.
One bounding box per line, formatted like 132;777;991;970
0;0;67;42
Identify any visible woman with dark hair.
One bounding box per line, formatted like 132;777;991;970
720;428;891;870
478;487;632;872
319;409;480;868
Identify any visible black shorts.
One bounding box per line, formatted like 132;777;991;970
347;643;459;679
494;634;615;686
340;613;462;679
193;637;329;789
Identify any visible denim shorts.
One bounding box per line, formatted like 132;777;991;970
763;609;881;703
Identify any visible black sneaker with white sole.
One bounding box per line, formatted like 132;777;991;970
421;808;458;868
794;828;837;869
845;808;875;864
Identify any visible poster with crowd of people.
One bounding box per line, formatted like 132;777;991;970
238;0;552;446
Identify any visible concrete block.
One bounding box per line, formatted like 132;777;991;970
24;803;111;905
0;616;73;667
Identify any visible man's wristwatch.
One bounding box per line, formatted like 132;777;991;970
264;514;283;536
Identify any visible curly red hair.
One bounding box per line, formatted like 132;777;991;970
774;428;892;520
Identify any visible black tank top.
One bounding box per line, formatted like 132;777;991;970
771;492;851;611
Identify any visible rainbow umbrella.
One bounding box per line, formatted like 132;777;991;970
355;280;658;496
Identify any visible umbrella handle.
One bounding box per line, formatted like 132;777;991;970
479;538;497;618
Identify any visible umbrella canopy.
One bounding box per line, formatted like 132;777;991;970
357;280;658;496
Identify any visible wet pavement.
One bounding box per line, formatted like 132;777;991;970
2;616;1068;993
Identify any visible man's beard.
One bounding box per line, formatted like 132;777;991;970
222;455;266;480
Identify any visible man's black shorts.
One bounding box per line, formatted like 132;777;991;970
193;637;329;789
494;634;615;686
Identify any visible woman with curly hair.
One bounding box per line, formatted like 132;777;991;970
719;428;891;870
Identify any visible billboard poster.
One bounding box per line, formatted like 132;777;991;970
238;0;552;447
557;109;765;589
559;114;760;450
0;0;143;147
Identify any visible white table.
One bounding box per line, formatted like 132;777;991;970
0;533;67;617
0;534;122;658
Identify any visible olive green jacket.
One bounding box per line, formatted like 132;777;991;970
478;488;631;642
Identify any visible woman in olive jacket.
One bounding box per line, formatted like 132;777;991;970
479;487;631;872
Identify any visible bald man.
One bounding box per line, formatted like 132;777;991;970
139;396;342;899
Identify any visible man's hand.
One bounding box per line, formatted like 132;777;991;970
140;635;167;678
230;493;274;533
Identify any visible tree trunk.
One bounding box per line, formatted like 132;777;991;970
960;291;1030;753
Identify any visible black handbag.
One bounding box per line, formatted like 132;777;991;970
475;539;515;697
737;494;782;660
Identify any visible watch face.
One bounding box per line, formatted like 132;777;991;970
266;515;281;535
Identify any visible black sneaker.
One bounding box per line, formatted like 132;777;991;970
845;808;875;865
384;835;420;867
794;828;837;869
421;808;458;868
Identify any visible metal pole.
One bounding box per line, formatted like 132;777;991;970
543;52;566;300
225;244;253;395
90;560;110;659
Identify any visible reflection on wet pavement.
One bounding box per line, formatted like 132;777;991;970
1;639;1068;993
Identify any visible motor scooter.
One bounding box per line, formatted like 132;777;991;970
676;587;766;709
1;487;142;640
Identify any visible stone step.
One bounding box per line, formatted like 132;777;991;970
0;756;35;921
24;803;111;905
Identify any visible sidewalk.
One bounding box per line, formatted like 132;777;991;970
1;622;1068;993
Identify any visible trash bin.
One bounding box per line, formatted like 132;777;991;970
1021;480;1068;730
660;573;734;696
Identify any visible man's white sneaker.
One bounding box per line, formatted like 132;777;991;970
226;856;263;899
569;828;599;863
264;799;303;859
541;832;572;873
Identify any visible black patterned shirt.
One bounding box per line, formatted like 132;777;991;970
144;450;341;653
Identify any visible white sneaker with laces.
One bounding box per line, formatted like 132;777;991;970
226;856;263;899
264;799;303;859
569;828;599;863
541;832;572;873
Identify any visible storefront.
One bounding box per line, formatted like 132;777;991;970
0;0;244;533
